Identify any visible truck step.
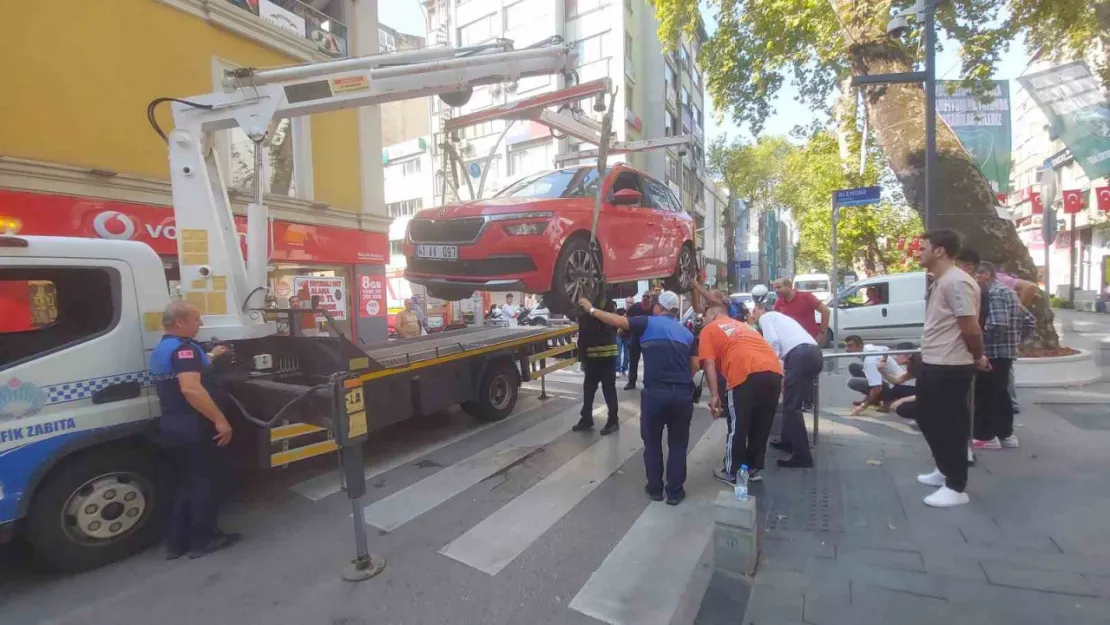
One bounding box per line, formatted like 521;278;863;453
270;422;328;443
270;439;338;467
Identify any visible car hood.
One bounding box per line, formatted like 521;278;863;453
413;197;589;220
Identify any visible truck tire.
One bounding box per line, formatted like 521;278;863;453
26;446;167;573
462;361;519;422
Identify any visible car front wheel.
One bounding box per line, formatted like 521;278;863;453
549;237;604;316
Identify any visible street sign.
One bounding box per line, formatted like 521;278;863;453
834;186;882;207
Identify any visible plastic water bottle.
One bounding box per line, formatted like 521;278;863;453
735;465;750;501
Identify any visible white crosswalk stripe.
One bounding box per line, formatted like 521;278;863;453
569;419;727;625
363;402;608;532
439;399;643;575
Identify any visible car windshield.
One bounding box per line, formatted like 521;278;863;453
495;167;607;199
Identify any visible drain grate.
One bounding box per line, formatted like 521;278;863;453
763;468;837;532
1041;403;1110;431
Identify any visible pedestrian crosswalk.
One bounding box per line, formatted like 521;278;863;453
288;376;732;625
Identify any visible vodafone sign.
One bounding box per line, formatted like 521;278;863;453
2;190;388;264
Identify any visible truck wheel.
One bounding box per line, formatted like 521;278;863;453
26;446;167;573
663;243;698;294
462;362;519;422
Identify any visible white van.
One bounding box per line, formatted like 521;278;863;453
829;271;927;345
793;273;832;303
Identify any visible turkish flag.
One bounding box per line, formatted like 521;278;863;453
1062;189;1085;214
995;192;1007;205
1096;186;1110;212
1030;191;1043;215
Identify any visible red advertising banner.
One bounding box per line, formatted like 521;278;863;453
292;276;347;320
0;190;388;265
358;273;386;318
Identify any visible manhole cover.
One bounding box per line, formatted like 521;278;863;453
1042;403;1110;431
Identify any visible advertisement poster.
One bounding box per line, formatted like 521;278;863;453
358;274;386;318
292;276;347;320
1017;62;1110;180
937;80;1013;193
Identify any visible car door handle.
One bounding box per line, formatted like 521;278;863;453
646;221;656;226
92;381;142;405
881;308;888;317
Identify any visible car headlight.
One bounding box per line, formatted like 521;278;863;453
502;222;548;236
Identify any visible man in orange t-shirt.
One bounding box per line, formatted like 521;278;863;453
699;305;784;484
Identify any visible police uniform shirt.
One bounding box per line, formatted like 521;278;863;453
151;335;215;443
628;315;695;387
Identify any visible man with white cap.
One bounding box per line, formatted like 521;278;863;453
579;291;698;506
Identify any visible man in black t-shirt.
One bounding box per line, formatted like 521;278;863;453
623;292;652;390
574;300;620;434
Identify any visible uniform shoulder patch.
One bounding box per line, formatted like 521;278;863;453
177;349;195;359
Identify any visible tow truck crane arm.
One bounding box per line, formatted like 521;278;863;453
151;39;576;341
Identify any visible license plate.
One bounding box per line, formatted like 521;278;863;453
415;245;459;260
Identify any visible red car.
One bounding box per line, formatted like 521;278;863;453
403;164;697;314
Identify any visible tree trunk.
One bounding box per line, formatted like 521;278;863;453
844;41;1060;348
835;77;857;170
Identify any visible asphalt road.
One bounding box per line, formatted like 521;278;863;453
0;369;729;625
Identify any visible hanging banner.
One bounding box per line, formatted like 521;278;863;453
1017;62;1110;180
292;276;347;321
937;80;1013;194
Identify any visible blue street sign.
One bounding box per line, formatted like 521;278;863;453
834;186;882;207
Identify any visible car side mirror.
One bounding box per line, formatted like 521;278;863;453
611;189;642;206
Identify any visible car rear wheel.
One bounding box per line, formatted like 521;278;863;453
663;243;697;294
550;237;604;316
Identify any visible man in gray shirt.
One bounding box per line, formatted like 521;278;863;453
914;229;986;509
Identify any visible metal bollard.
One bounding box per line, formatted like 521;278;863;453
812;375;820;446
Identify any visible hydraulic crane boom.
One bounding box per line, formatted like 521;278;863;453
154;40;576;340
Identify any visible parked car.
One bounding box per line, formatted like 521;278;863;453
403;164;698;315
827;271;926;345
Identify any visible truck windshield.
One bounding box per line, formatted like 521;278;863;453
496;167;606;199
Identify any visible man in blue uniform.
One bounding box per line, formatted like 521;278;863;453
579;292;697;505
152;300;239;560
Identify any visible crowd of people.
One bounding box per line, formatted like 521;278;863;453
572;227;1038;511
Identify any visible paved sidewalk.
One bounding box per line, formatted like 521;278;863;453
738;380;1110;625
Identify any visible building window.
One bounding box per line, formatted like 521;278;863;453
508;139;553;177
664;64;676;99
378;29;396;53
387;198;424;218
678;46;690;74
683;167;695;194
693;69;701;90
626;85;633;110
625;0;633;11
458;13;496;47
625;32;633;60
401;159;422;176
681;86;690;110
566;0;604;18
574;34;607;65
504;0;532;30
464;121;495;139
229;118;297;198
666;154;678;184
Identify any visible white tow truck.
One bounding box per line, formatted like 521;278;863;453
0;40;594;573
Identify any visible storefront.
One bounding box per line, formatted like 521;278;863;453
1;189;390;342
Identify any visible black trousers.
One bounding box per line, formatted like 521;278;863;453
641;384;694;499
916;364;975;492
627;340;642;384
725;372;783;474
781;344;823;463
974;357;1014;441
847;362;914;403
166;438;221;551
581;357;618;422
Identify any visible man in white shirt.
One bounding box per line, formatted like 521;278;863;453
501;294;519;327
751;302;823;468
844;336;912;415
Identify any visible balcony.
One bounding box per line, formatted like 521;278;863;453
225;0;349;57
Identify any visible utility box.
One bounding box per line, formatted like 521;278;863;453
713;491;759;577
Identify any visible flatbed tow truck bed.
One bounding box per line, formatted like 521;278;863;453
249;324;579;469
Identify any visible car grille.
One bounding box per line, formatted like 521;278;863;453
408;256;536;276
408;218;485;243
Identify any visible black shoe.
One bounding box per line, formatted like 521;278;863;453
188;532;241;559
165;545;188;561
770;439;792;452
572;419;595;432
644;485;664;501
713;468;737;486
599;420;620;435
748;469;763;482
777;457;814;469
666;491;686;506
624;383;636;391
803;399;814;412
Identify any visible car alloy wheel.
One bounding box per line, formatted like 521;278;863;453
563;247;602;303
677;246;697;290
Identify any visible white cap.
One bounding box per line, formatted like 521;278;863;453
751;284;769;302
656;290;681;311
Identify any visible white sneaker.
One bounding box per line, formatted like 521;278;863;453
1000;434;1019;448
923;486;970;508
917;468;945;487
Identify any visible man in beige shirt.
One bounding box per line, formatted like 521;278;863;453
914;229;986;509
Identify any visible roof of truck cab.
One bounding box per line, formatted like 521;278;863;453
1;235;166;267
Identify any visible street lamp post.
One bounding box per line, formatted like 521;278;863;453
851;0;938;229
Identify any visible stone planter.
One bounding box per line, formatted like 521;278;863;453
1013;348;1102;388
